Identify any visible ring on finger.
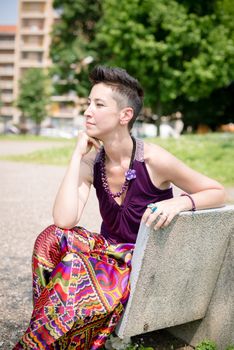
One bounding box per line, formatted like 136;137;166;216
147;203;158;213
160;212;169;218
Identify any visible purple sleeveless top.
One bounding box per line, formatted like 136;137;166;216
93;139;173;244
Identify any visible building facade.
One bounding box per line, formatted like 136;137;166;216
13;0;54;124
0;25;17;126
0;0;85;134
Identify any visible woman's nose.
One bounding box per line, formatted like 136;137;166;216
84;104;93;116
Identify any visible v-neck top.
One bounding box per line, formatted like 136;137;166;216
93;138;173;244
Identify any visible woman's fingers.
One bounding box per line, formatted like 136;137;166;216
143;206;175;230
141;207;153;223
153;212;171;230
161;213;174;228
88;137;101;151
142;198;183;230
76;132;101;155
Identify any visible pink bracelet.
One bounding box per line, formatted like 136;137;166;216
180;193;196;211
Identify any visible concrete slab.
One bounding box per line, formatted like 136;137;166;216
168;229;234;349
116;206;234;346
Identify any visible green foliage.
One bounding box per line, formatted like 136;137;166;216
96;0;234;112
50;0;101;96
50;0;234;128
16;68;51;133
144;133;234;187
195;340;218;350
1;143;74;165
0;134;70;142
124;345;153;350
175;82;234;129
225;346;234;350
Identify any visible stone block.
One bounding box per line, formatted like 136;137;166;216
168;226;234;349
116;206;234;344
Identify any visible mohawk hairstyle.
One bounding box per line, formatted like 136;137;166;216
89;65;144;130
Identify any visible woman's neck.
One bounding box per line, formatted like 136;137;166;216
102;133;134;166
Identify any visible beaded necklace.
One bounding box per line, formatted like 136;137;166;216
100;137;137;198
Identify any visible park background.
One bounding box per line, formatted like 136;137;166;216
0;0;234;196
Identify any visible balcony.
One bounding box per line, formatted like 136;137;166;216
20;60;44;68
0;81;14;89
21;28;45;35
22;0;46;2
51;95;78;103
0;106;15;116
0;41;15;49
0;55;15;63
21;12;46;19
50;109;77;119
1;94;14;103
21;44;44;52
0;68;14;76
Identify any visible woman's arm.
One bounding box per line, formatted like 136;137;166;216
52;132;100;229
142;143;226;229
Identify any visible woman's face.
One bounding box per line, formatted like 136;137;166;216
84;83;122;139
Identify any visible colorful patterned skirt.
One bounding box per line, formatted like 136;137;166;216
14;225;134;350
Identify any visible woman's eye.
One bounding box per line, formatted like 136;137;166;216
96;103;104;107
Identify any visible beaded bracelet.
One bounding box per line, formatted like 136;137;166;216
180;193;196;211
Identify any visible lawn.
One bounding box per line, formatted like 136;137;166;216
147;133;234;187
1;133;233;186
0;134;71;142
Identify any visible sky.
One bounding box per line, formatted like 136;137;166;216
0;0;18;25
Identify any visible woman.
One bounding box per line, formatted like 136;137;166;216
14;66;226;349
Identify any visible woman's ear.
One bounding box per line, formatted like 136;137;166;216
119;107;134;125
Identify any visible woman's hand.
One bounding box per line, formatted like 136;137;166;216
141;196;190;230
75;131;101;156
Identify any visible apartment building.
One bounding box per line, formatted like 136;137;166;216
13;0;54;123
0;0;83;133
0;25;17;124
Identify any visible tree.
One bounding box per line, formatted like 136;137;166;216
50;0;101;97
175;82;234;130
49;0;234;130
96;0;234;124
16;68;51;135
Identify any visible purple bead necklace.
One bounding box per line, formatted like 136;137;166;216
100;137;137;198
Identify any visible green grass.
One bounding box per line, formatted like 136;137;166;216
1;144;75;165
1;133;234;186
147;133;234;187
0;134;71;142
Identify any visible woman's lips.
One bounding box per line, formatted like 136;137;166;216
86;122;95;127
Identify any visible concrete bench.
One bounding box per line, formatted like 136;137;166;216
116;205;234;349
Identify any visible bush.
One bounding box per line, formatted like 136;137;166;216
195;340;218;350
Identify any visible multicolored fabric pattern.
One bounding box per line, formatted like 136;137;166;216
14;225;134;350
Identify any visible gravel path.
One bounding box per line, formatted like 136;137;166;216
0;159;102;348
0;139;102;348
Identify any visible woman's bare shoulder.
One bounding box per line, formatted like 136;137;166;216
143;141;174;166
